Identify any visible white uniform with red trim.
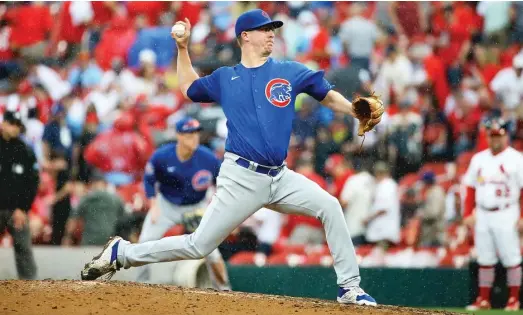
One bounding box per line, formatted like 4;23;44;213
462;147;523;267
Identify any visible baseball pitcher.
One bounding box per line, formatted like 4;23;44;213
463;118;523;311
81;10;384;306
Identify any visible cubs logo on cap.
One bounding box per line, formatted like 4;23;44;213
265;78;292;108
176;117;203;133
192;170;213;191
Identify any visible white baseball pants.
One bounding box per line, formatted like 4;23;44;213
475;206;522;267
118;152;361;287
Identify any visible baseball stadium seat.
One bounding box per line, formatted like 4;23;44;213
305;244;330;256
386;245;410;255
456;151;474;168
163;225;184;237
303;253;333;266
271;243;307;255
266;252;291;265
399;173;419;189
439;244;472;268
266;252;307;266
355;245;375;257
439;248;454;267
228;252;257;265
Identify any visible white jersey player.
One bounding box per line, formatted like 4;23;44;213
463;118;523;311
364;161;400;246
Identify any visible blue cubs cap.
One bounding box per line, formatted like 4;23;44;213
176;117;202;134
235;9;283;38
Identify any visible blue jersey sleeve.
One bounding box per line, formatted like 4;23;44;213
187;69;222;103
143;154;158;199
293;62;333;101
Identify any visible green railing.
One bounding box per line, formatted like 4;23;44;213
228;266;469;307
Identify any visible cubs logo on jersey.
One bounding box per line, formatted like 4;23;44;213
265;78;292;108
192;170;213;191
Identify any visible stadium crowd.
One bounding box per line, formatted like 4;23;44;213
1;1;523;269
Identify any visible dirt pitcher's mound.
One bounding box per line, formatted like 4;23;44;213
0;280;456;315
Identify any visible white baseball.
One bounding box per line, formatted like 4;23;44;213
171;24;186;37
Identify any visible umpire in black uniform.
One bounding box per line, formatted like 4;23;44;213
0;111;38;279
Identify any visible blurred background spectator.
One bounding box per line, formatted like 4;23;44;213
339;159;374;246
417;171;446;247
364;161;400;247
62;171;125;246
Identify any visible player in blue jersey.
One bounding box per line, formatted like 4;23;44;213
82;9;384;306
134;117;230;290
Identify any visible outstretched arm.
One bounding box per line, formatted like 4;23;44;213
320;90;356;117
173;18;200;99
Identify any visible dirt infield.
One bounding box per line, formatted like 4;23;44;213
0;280;457;315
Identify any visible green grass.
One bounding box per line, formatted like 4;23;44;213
432;308;523;315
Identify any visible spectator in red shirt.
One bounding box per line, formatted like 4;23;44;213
324;153;354;198
49;2;116;60
471;42;503;88
447;89;482;157
308;15;332;70
431;3;476;67
94;14;137;70
423;48;450;109
172;2;203;26
126;2;168;27
49;1;87;61
388;2;427;39
83;111;152;186
7;2;52;59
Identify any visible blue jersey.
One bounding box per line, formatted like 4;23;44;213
187;57;332;166
144;143;220;206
